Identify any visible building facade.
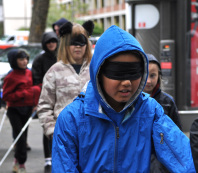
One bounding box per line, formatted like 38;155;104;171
57;0;128;31
2;0;32;35
0;0;128;36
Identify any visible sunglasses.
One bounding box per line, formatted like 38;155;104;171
46;39;57;44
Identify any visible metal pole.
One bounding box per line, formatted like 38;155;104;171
0;109;7;132
0;111;36;167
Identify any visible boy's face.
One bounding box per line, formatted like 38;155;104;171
101;54;142;111
17;57;28;69
144;63;159;94
46;40;57;52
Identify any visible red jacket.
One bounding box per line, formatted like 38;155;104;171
3;69;41;107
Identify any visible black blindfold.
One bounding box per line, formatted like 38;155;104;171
101;60;144;80
70;34;87;46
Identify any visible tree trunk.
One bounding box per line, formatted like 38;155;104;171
29;0;50;43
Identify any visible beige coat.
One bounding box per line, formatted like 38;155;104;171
37;60;90;137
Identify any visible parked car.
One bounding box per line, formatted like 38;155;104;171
89;36;100;54
0;30;29;46
0;43;42;107
89;36;100;49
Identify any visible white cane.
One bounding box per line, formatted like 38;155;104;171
0;109;7;132
0;111;36;167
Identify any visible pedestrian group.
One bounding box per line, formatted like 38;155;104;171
1;18;197;173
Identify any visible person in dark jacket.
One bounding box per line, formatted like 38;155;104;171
31;31;58;173
143;53;182;173
52;17;68;37
32;31;58;85
3;49;41;173
190;118;198;172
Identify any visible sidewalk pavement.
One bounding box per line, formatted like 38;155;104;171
0;107;45;173
0;107;190;173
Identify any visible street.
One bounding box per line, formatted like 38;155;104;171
0;107;45;173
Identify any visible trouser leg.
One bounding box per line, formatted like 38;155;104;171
43;133;52;158
7;107;31;164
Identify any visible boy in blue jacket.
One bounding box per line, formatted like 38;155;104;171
52;25;195;172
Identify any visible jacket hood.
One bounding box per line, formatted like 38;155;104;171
89;25;148;112
52;18;68;31
7;49;29;69
146;53;161;70
42;31;58;52
146;54;161;95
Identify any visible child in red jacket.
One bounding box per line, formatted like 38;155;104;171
2;49;41;173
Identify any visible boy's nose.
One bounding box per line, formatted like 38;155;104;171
121;80;131;86
147;77;151;83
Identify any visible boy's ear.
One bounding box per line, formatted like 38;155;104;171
82;20;94;36
59;21;73;37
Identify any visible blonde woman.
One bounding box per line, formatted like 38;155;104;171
37;20;94;172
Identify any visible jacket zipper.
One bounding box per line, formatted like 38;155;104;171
160;133;163;144
113;124;120;173
116;127;120;139
159;132;184;166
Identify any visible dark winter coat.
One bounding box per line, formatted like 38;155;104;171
153;89;182;130
190;118;198;172
32;32;58;85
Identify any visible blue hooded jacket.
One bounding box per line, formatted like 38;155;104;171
52;25;195;173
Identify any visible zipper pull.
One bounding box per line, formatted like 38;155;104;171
160;133;164;144
116;127;120;139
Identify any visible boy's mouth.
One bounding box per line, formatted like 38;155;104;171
119;90;131;97
120;89;130;93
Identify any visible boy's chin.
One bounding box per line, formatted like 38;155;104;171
19;67;27;70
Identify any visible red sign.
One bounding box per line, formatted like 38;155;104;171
138;22;146;28
161;62;172;69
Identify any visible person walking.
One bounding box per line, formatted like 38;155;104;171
2;49;41;173
37;20;94;171
52;17;68;38
32;31;58;85
51;25;195;173
31;31;58;173
143;54;182;129
143;54;182;173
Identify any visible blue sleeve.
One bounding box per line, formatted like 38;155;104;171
52;106;79;173
152;103;196;173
